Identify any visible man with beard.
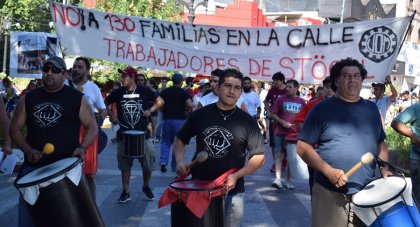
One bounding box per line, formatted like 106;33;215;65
70;57;107;198
240;76;262;120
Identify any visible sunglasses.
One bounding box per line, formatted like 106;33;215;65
42;65;63;74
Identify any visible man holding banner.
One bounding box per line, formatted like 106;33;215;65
297;58;392;226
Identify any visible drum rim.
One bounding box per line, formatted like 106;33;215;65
352;175;407;208
123;130;145;134
170;180;225;191
15;157;81;188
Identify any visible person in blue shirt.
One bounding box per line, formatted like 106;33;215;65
297;58;392;226
391;102;420;204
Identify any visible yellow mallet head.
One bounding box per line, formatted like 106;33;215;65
43;143;55;155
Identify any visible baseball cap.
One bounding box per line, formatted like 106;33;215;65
172;73;184;83
199;79;209;85
44;56;67;71
372;83;385;90
118;66;138;78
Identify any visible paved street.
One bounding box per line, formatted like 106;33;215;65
0;128;311;227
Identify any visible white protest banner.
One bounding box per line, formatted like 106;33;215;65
10;32;62;79
50;2;411;83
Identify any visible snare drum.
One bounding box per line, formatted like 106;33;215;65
352;176;420;227
169;180;226;227
15;157;104;227
122;130;145;158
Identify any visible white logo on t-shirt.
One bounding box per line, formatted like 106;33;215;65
33;102;63;127
122;100;143;128
203;126;233;158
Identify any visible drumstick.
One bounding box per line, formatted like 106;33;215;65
42;143;55;155
345;152;374;178
186;151;208;170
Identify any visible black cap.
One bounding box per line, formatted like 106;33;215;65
372;83;385;90
43;56;66;71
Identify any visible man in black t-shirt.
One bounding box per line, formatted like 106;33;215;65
158;73;193;172
105;66;164;203
173;69;264;227
11;56;98;226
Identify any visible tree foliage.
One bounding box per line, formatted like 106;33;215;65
95;0;183;21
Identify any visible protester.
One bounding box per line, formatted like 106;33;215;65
371;75;397;125
155;77;169;143
19;80;37;97
183;76;195;99
198;69;248;112
105;66;164;203
146;78;159;142
263;72;287;172
173;68;264;227
70;56;108;198
399;90;411;112
10;56;98;226
192;79;210;110
297;58;392;226
159;73;193;172
137;73;147;86
0;98;11;155
391;103;420;203
269;79;306;189
241;76;261;119
294;76;334;193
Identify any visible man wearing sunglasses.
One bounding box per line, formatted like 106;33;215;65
105;66;164;203
10;56;98;226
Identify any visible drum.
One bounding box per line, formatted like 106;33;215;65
352;176;420;227
15;157;104;227
122;130;145;158
169;180;226;227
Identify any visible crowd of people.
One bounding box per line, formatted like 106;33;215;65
1;55;419;226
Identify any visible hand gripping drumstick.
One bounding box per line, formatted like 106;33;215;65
345;152;374;178
186;151;208;170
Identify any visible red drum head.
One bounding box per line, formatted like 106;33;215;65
352;176;406;208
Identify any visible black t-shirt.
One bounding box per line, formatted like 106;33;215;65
25;86;83;167
105;85;158;138
177;103;264;194
160;86;190;120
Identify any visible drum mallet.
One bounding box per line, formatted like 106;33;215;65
345;152;374;177
186;151;208;170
